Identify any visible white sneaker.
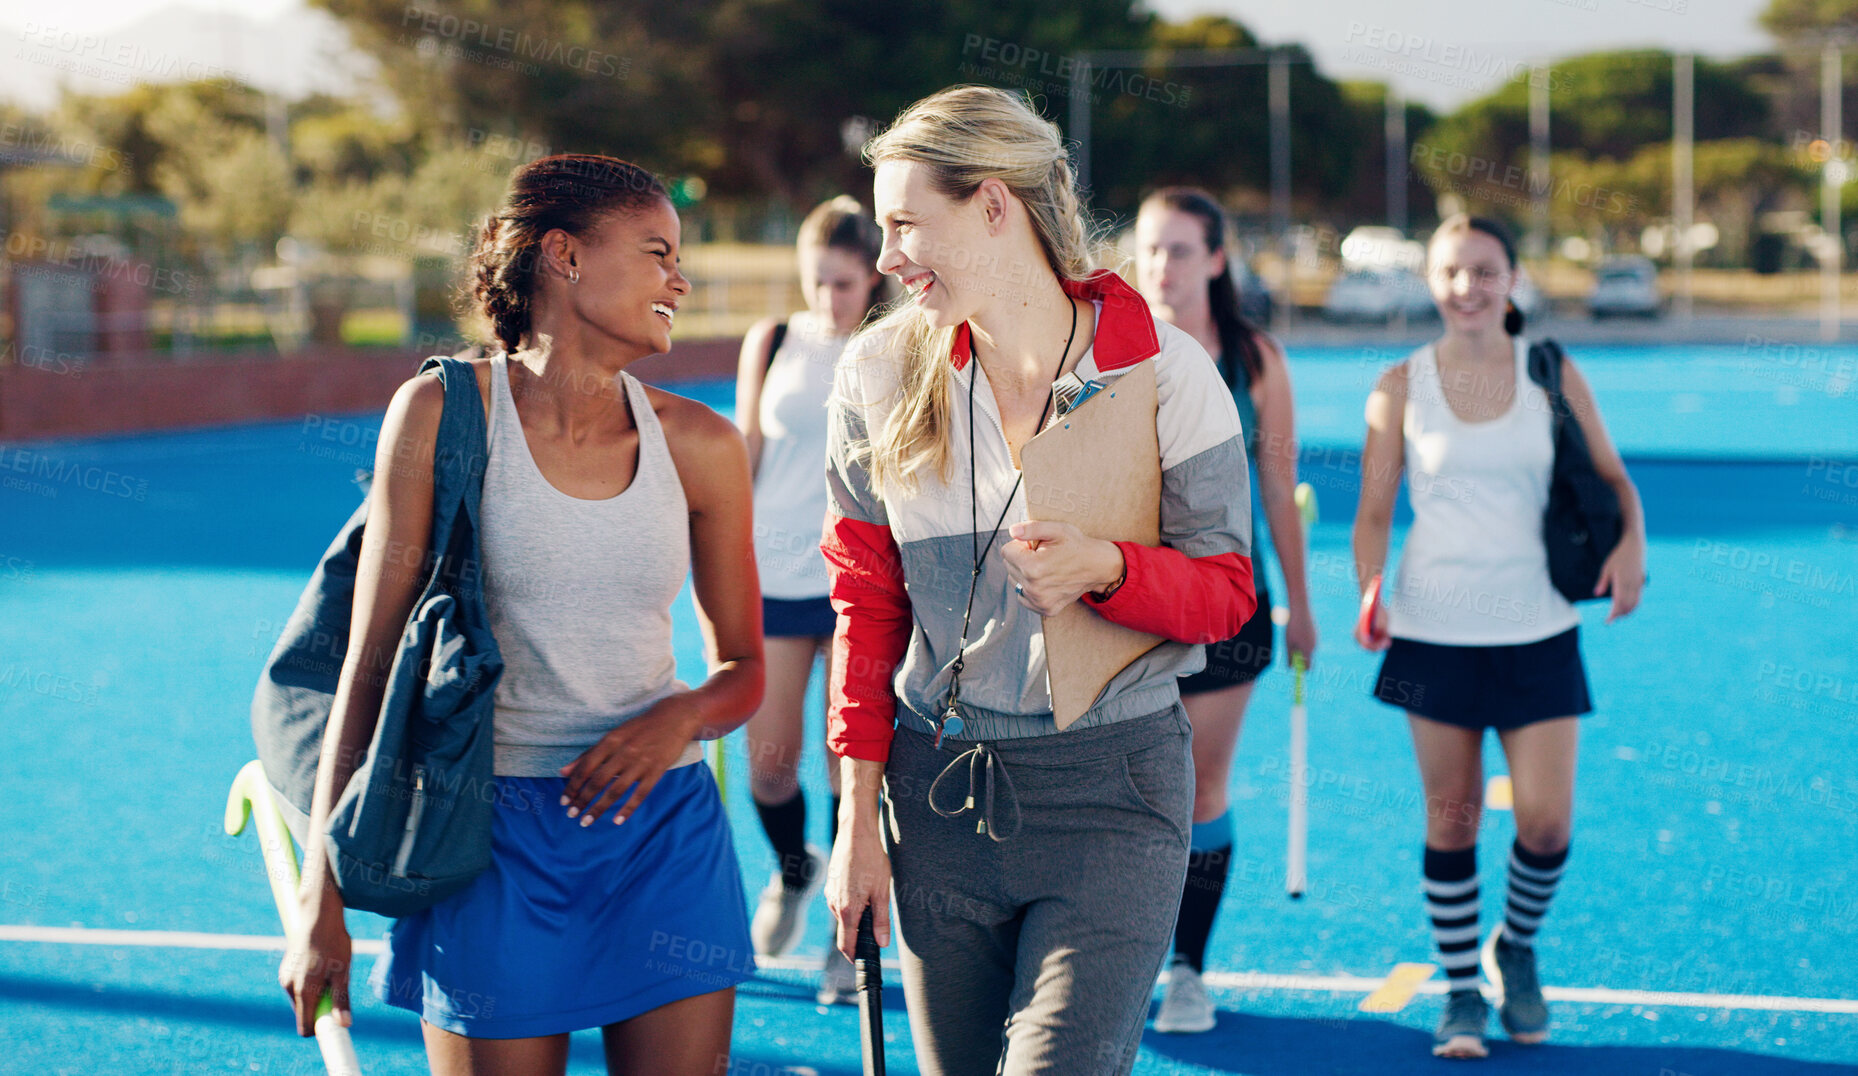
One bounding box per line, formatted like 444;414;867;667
816;947;858;1006
750;844;825;957
1154;959;1217;1033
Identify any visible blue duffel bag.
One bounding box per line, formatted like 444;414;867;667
251;355;503;917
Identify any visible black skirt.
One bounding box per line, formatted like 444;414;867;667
761;595;836;638
1372;626;1593;730
1179;582;1276;695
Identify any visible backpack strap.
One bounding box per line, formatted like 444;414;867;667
1525;337;1570;434
764;320;789;373
417;355;491;534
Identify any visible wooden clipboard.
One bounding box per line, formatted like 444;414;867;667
1019;360;1164;729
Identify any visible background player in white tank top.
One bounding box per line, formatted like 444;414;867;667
1353;215;1646;1060
732;196;887;1003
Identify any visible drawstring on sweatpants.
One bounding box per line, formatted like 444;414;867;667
927;741;1022;842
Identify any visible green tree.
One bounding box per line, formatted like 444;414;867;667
682;0;1159;211
307;2;1387;232
1762;0;1858;39
1411;51;1774;246
289;94;421;187
316;1;714;180
1421;50;1769;170
55;80;270;197
25;81;283;267
311;0;1156;209
1545;139;1805;261
1008;16;1374;224
1332;80;1438;229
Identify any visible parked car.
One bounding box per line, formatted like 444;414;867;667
1588;256;1661;319
1323;268;1437;323
1339;225;1426;274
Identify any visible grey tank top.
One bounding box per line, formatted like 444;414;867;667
480;352;701;776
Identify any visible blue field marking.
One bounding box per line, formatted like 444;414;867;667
2;364;1854;1073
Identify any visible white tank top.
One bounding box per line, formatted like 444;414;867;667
480;352;702;776
1388;338;1580;645
751;310;846;600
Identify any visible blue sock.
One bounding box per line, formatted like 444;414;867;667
1175;810;1234;972
1191;811;1234;853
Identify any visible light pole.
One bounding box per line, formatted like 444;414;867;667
1528;63;1552;261
1068;46;1305;328
1822;40;1843;342
1386;86;1407;235
1673;51;1694;322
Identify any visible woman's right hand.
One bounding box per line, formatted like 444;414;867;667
827;814;892;961
1355;573;1391;651
280;894;353;1037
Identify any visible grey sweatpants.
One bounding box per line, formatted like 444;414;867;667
882;704;1193;1076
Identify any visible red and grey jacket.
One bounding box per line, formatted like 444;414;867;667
822;270;1257;763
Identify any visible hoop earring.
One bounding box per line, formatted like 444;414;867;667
568;268;580;284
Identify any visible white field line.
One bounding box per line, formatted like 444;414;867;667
4;926;1855;1015
0;925;386;956
742;956;1858;1015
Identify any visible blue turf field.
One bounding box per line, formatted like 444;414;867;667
1;344;1854;1074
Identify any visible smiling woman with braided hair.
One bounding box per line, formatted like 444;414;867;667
279;154;765;1075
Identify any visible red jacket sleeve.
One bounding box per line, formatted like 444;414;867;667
1083;544;1256;644
822;512;912;762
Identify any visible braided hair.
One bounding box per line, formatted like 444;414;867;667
468;154;670;352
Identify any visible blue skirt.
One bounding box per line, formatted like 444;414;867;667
369;762;755;1038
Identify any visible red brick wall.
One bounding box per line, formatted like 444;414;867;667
0;338;742;442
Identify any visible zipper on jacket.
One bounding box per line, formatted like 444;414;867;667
393;766;427;875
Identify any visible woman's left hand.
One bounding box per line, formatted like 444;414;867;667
1595;534;1646;624
560;692;704;826
1000;521;1124;617
1284;600;1318;668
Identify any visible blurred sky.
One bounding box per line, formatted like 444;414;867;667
10;0;300;29
1170;0;1777;109
3;0;1785;113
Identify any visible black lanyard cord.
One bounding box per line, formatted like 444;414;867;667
941;297;1079;744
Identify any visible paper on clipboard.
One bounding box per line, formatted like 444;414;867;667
1019;360;1164;730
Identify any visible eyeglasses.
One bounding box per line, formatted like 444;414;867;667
1430;264;1511;288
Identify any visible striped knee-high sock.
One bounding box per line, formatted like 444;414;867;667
1424;845;1481;992
1503;840;1569;947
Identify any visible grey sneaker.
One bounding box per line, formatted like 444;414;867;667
1482;924;1549;1044
749;845;825;957
1432;989;1490;1059
1154;959;1217;1034
816;947;857;1006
